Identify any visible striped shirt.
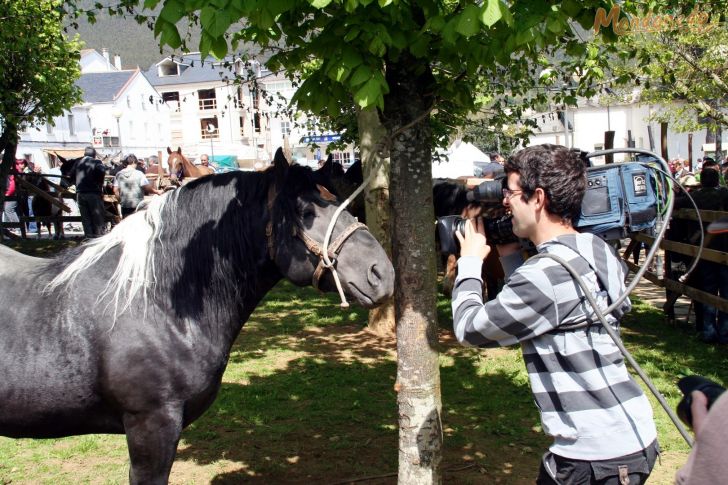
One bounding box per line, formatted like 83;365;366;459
452;233;657;460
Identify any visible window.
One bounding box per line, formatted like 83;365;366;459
254;113;261;133
239;116;246;137
281;121;291;137
162;91;180;102
252;88;260;110
159;62;179;77
198;89;217;110
141;94;146;111
102;136;120;147
200;117;219;139
126;95;131;108
68;114;75;136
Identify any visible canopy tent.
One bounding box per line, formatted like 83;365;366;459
195;143;270;170
432;140;491;179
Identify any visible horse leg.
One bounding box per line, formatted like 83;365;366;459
123;405;183;485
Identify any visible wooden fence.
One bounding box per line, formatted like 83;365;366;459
1;173;119;239
623;208;728;321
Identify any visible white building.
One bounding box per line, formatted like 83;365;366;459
145;53;356;169
526;95;720;166
17;49;171;170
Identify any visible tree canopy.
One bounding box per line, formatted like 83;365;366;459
0;0;82;151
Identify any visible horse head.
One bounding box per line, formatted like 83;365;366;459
267;148;393;308
57;155;81;188
166;147;185;180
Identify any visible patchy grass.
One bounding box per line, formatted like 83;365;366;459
1;241;722;484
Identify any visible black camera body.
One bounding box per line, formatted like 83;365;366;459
436;156;666;254
676;375;726;428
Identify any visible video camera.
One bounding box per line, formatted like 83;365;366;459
436;149;670;254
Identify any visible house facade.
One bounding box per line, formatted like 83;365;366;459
145;54;357;169
526;95;719;167
17;49;171;170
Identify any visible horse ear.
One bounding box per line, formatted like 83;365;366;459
166;147;172;155
316;184;337;202
176;147;182;154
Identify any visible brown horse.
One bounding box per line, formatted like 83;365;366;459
166;147;214;182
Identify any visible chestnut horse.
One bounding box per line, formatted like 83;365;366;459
166;147;215;182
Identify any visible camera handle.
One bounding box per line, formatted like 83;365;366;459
529;251;695;448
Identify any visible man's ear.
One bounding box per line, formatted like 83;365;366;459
534;187;547;210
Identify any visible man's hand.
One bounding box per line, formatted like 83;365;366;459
455;217;490;261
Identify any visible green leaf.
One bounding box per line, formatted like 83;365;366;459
310;0;333;8
143;0;161;9
456;4;481;37
159;23;182;49
480;0;502;28
349;64;372;87
378;0;392;6
343;27;361;42
499;1;513;26
369;36;386;57
353;78;381;108
199;32;213;59
341;47;363;70
410;34;429;58
211;35;228;59
259;6;275;29
546;16;562;34
200;7;232;38
334;65;350;82
560;0;581;18
158;0;185;25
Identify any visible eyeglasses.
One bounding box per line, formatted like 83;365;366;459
502;188;523;200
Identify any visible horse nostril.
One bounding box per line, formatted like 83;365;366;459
367;263;382;287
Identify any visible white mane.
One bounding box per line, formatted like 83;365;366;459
46;192;174;318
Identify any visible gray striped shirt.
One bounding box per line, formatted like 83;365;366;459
452;233;657;460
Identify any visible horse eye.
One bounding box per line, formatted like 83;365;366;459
302;209;315;219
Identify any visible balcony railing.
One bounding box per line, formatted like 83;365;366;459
199;98;217;110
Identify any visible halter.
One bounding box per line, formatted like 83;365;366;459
265;186;366;308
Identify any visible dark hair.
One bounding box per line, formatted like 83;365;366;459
703;158;719;169
84;146;96;158
700;167;720;188
124;154;138;167
504;144;587;223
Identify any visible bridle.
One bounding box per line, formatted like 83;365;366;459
265;185;366;308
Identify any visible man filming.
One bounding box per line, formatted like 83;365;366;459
451;144;659;484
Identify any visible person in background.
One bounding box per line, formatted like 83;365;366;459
2;160;23;231
75;146;107;238
113;154;162;218
451;144;659;484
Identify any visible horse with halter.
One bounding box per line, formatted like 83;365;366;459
0;149;394;484
166;147;215;183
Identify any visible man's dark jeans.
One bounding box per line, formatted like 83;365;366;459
77;192;106;237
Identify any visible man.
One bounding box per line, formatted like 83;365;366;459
197;153;215;175
113;154;162;218
75;146;107;237
451;144;658;484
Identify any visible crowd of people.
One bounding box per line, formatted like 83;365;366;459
664;156;728;345
1;147;171;239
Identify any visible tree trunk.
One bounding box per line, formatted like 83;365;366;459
357;106;395;336
383;56;442;485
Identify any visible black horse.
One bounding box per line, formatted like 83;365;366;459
0;151;394;484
